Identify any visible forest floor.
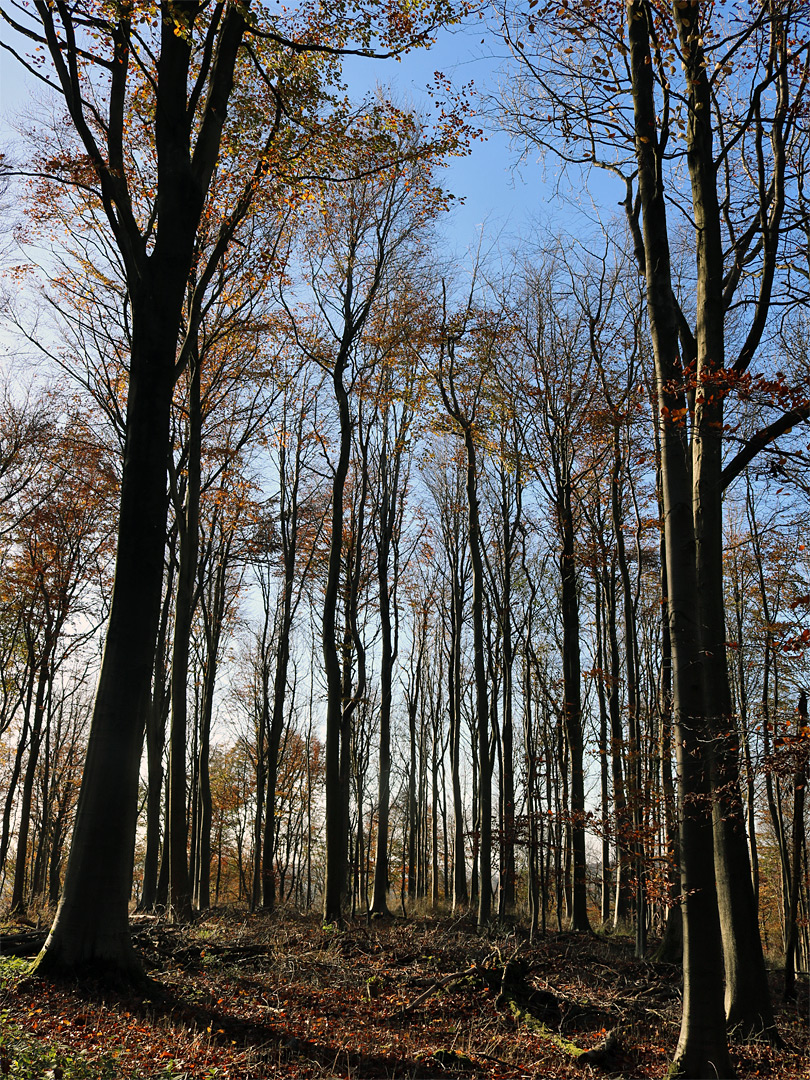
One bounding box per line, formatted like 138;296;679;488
0;909;808;1079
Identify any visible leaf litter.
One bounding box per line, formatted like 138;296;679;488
1;911;807;1079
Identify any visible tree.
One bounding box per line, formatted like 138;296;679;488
283;113;450;921
495;0;810;1069
3;413;116;915
10;0;257;977
255;363;326;912
3;0;459;977
433;290;500;926
506;260;601;933
423;444;471;910
367;314;422;916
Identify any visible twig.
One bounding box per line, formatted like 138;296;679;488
392;967;479;1017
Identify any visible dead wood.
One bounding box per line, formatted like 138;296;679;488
0;930;47;956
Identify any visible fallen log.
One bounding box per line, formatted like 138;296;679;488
0;931;47;957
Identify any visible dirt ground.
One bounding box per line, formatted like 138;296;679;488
1;910;808;1078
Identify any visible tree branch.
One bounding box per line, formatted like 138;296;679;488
721;405;810;490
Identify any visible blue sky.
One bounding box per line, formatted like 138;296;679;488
0;12;621;259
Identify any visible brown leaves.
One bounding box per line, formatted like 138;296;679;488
3;913;809;1077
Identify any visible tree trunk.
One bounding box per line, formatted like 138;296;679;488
32;297;177;976
783;692;808;1002
672;1;776;1038
29;1;248;976
139;535;175;912
9;652;50;915
167;351;201;924
322;362;352;924
627;4;731;1073
462;425;491;926
370;410;406;915
558;482;589;933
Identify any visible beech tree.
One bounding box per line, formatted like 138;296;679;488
506;261;602;932
495;0;810;1071
1;416;115;914
1;0;457;977
433;295;500;926
282;115;450;921
367;316;423;916
255;363;327;912
422;447;471;909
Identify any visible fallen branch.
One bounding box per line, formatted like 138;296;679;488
393;967;483;1017
0;931;47;957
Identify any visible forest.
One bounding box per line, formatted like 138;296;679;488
0;1;808;1078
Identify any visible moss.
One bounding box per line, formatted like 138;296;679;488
506;998;585;1057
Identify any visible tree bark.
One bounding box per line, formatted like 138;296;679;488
627;3;731;1073
672;1;776;1038
29;1;249;977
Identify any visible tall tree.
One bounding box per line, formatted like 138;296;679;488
284;114;448;921
508;262;600;932
368;327;421;916
4;0;457;976
495;0;810;1068
434;287;502;927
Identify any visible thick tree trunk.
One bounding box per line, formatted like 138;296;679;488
627;3;731;1073
32;302;176;976
673;1;776;1038
28;1;248;976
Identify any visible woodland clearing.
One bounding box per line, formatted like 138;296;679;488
0;912;807;1079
